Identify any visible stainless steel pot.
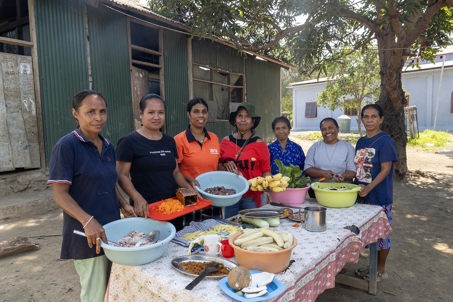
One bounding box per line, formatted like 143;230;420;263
304;206;326;232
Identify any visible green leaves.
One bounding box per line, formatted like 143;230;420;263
274;160;311;188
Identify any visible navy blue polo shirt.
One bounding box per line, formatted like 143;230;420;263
48;130;120;259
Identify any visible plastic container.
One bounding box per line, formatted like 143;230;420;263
337;115;351;133
268;185;310;207
195;171;249;207
311;182;361;208
101;217;176;266
229;232;297;274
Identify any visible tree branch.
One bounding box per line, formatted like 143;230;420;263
404;0;453;46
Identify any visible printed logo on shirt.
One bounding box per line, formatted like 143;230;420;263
354;148;375;183
210;148;219;155
149;150;171;156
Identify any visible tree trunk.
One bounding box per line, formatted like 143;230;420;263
377;37;408;177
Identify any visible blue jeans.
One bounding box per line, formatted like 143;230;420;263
224;196;258;218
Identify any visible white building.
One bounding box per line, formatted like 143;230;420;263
289;50;453;132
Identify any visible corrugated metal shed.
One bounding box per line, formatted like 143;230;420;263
35;0;89;159
192;39;243;73
162;30;190;136
246;59;281;142
87;5;133;144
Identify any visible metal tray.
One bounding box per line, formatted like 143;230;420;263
239;209;281;218
171;255;237;279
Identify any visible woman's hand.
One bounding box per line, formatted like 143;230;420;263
120;203;136;218
323;170;335;180
83;218;106;254
186;177;200;188
358;184;370;197
132;195;149;218
223;161;239;174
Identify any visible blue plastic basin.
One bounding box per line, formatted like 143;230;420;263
101;217;175;266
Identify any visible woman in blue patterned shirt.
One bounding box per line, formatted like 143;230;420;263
268;116;305;175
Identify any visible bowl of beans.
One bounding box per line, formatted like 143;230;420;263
195;171;249;207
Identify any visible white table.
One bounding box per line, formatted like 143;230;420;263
105;202;391;302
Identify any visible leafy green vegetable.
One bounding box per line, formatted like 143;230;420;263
274;160;311;188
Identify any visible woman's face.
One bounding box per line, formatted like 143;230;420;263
72;94;107;136
273;121;290;141
187;103;208;129
361;108;383;132
141;98;165;131
320;120;339;144
235;108;254;132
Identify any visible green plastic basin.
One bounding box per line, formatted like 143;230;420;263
311;182;361;208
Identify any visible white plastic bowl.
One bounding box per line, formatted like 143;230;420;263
195;171;249;207
101;217;175;266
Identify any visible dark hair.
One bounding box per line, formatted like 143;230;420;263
271;116;291;130
139;93;165;112
319;117;339;129
361;103;384;118
187;97;208;112
72;90;105;110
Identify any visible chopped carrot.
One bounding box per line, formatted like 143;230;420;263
292;223;300;228
158;198;185;214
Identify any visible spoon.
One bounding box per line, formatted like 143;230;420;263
185;262;219;290
135;230;160;246
73;230;121;247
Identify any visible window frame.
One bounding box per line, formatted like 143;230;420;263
305;102;318;118
192;63;245;120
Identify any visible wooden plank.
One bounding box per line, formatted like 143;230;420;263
131;66;149;129
17;55;40;168
0;53;40;170
0;57;14;171
2;54;32;168
0;237;39;258
0;36;34;48
335;274;369;291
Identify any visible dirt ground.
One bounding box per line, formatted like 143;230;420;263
0;135;452;302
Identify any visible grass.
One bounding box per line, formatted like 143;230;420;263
407;130;453;149
293;130;453;150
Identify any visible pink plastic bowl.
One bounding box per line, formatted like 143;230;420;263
269;185;310;207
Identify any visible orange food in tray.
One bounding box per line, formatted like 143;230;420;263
158;198;185;214
148;197;212;221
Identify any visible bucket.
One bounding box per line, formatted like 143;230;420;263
269;185;310;207
304;206;326;232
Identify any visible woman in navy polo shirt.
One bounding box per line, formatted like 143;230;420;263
116;93;194;230
48;90;135;302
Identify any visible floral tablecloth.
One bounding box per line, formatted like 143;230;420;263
105;202;391;302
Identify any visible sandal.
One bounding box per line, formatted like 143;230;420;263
355;268;388;282
363;272;388;282
354;267;369;278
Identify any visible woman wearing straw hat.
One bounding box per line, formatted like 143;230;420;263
219;103;271;218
